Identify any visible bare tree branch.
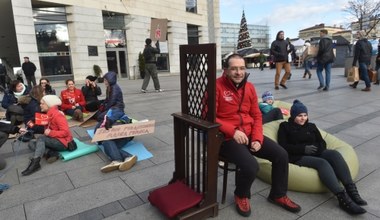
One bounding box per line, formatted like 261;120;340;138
343;0;380;35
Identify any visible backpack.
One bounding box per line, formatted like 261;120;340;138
143;47;153;61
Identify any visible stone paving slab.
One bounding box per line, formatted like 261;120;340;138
24;177;134;220
0;205;26;220
0;173;74;210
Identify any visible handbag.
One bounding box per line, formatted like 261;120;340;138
367;68;377;82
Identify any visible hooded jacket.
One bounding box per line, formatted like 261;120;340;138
45;106;73;147
277;118;326;163
352;38;373;65
216;73;263;144
270;31;289;62
103;71;125;112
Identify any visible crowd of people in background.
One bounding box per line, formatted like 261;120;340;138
0;69;137;176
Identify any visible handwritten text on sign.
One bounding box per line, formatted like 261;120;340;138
91;120;155;142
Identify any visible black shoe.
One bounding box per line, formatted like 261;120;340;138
280;84;288;89
374;80;379;85
317;86;324;90
303;73;306;78
308;72;312;79
345;184;367;206
349;82;358;89
275;86;279;90
336;191;366;215
21;157;41;176
46;150;60;164
323;87;329;91
287;73;292;80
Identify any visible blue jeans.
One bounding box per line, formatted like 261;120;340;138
304;59;311;73
359;62;371;87
96;107;124;123
316;62;332;88
103;138;133;162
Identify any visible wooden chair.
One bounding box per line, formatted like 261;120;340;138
218;156;238;204
169;44;223;219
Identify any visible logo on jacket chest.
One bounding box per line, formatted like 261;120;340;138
223;91;234;102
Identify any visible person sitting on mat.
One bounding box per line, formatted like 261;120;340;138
60;79;86;122
96;71;125;128
21;95;73;176
82;75;102;112
94;110;137;173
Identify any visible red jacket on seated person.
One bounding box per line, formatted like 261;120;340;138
60;87;86;112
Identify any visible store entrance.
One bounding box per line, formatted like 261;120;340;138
106;48;128;78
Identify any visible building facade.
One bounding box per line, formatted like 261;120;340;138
220;23;270;55
0;0;221;82
298;23;346;41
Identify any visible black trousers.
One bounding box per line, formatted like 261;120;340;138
262;108;283;124
219;136;289;198
294;149;353;194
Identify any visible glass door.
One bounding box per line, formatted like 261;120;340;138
106;48;128;78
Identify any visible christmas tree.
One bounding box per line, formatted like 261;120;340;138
237;10;252;52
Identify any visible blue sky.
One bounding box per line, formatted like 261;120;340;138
220;0;353;42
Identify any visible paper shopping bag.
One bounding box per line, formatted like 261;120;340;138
347;67;359;82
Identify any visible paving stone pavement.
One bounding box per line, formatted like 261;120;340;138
0;67;380;220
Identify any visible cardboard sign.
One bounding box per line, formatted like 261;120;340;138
150;19;167;41
91;120;155;142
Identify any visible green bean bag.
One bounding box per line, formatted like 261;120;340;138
257;120;359;193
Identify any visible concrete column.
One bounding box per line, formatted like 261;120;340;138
12;0;40;78
167;21;187;74
66;6;107;81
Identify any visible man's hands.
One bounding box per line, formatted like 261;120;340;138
233;130;248;145
233;130;261;152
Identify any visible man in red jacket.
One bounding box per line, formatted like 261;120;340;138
216;54;300;217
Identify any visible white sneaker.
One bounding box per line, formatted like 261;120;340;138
119;155;137;171
156;89;164;92
101;161;122;173
141;89;147;93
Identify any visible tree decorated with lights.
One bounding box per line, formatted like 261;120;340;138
237;10;252;52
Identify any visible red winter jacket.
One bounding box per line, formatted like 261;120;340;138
60;88;86;112
45;106;73;147
216;74;263;144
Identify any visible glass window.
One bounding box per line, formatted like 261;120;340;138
104;29;126;48
33;7;71;76
187;24;199;45
186;0;197;13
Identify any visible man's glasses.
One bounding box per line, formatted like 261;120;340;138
228;66;246;72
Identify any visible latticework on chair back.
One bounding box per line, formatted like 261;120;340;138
171;44;222;219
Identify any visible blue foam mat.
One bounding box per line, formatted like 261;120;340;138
87;130;153;161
